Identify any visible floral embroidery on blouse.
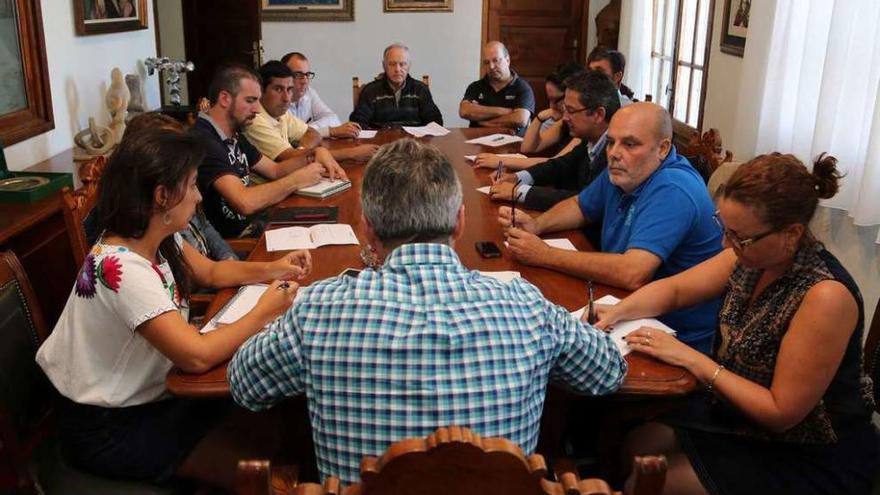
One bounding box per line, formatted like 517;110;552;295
97;256;123;292
74;254;98;298
150;262;180;308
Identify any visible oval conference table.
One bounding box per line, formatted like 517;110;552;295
166;127;696;398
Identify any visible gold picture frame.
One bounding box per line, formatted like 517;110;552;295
262;0;354;22
74;0;148;36
384;0;453;13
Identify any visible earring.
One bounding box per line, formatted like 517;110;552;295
163;212;173;225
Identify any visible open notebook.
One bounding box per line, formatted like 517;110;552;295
265;224;359;251
571;295;676;356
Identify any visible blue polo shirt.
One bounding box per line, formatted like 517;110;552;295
577;146;722;352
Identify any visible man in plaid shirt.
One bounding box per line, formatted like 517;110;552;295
228;138;627;484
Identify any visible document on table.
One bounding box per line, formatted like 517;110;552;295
465;133;524;147
571;295;677;356
503;237;577;251
479;271;521;283
199;284;303;334
464;153;528;162
265;224;359;252
402;122;450;137
357;130;377;139
476;186;491;195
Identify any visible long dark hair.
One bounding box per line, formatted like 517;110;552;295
94;129;205;299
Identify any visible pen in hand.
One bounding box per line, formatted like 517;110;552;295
278;281;291;290
587;280;596;325
511;178;521;228
494;161;504;182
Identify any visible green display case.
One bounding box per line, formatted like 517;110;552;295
0;140;73;203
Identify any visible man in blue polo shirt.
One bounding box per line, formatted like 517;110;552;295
459;41;535;136
499;102;722;352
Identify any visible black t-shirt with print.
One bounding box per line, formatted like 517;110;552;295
191;117;263;238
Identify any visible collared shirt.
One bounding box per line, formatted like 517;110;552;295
515;131;608;202
290;86;342;138
245;103;309;160
577;146;722;352
228;243;626;484
462;71;536;136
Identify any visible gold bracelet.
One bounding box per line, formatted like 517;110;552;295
705;364;725;393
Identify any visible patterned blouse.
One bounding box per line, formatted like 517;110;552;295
715;241;874;443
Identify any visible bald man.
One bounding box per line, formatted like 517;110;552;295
498;103;722;352
460;41;535;136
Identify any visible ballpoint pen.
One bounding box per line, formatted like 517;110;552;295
491;135;506;142
494;161;504;182
587;280;596;325
511;178;521;228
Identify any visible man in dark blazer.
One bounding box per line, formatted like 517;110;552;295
489;70;621;212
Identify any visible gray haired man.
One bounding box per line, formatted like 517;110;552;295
228;138;626;484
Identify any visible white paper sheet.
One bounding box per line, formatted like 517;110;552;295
265;224;359;252
357;130;378;139
402;122;450;137
503;238;577;251
464;153;528;162
571;295;676;355
200;284;304;334
476;186;491;195
479;271;521;283
464;134;524;147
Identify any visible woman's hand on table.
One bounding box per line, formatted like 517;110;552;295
624;327;697;368
252;280;298;322
268;250;313;281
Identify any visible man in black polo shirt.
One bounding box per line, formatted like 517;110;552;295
192;65;344;238
349;43;443;129
459;41;536;136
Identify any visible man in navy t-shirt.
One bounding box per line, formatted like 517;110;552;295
459;41;535;136
500;102;722;352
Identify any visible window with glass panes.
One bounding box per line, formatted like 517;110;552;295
649;0;714;132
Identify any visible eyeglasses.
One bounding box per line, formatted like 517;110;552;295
713;211;775;250
563;105;592;116
291;71;315;81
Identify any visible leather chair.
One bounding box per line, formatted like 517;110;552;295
352;74;431;109
0;250;182;494
238;426;667;495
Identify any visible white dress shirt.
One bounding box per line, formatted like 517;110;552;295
290;87;342;138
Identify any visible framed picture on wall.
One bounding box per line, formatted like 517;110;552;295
721;0;749;57
261;0;354;22
74;0;148;36
384;0;453;12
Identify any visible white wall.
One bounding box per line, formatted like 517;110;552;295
700;0;880;325
4;1;160;171
156;0;188;105
260;0;483;128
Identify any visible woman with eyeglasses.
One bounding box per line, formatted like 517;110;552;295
595;153;878;494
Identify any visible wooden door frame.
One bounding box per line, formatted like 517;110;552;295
480;0;591;73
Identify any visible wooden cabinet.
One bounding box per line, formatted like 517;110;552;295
0;150;80;329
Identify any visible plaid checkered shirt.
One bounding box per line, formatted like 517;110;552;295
228;243;627;484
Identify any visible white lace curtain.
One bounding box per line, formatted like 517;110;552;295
621;0;880;240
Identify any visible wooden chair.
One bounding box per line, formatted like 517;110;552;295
352;75;431;109
237;427;666;495
61;155;107;267
682;128;733;184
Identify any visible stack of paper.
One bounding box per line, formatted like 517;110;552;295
571;295;677;356
402;122;450;137
464;134;524;147
265;224;359;252
464;153;528;162
295;179;351;199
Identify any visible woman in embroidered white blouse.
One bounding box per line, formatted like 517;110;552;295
36;128;311;490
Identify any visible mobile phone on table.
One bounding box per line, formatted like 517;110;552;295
339;268;362;278
475;241;502;258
